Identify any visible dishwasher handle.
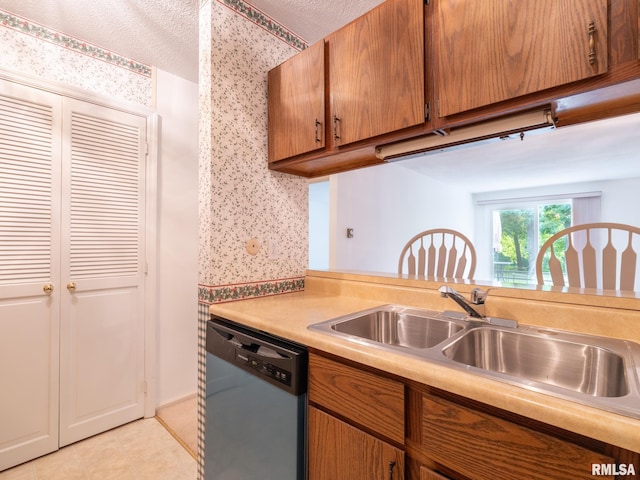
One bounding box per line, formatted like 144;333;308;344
210;325;290;358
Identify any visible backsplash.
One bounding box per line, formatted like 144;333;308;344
0;8;152;108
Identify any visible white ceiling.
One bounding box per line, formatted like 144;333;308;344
2;0;637;190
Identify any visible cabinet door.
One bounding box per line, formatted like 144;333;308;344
436;0;608;117
268;40;325;162
329;0;424;147
308;406;404;480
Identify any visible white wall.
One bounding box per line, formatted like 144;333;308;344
332;163;474;274
309;181;330;270
327;161;640;283
155;69;199;405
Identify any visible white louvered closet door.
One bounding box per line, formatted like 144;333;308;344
58;98;147;447
0;79;62;470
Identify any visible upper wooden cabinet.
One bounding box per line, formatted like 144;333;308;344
267;0;426;174
268;41;325;162
435;0;609;117
327;0;425;147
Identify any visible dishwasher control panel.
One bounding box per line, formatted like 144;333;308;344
237;352;292;386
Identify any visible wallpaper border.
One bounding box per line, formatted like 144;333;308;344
0;9;152;78
198;277;305;304
216;0;308;51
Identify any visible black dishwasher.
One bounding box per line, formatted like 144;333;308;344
205;316;308;480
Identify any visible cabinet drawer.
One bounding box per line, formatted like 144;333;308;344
421;393;615;480
309;353;405;444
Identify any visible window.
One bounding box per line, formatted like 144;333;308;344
482;192;601;285
492;202;571;285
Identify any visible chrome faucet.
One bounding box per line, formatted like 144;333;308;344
438;285;485;318
439;285;517;328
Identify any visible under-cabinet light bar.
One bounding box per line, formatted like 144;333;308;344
376;108;555;162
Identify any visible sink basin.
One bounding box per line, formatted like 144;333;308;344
442;327;629;397
310;305;465;350
309;305;640;419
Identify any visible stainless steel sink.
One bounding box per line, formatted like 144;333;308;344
309;305;465;350
442;327;629;397
309;304;640;419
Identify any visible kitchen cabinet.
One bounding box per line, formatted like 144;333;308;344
268;0;640;177
268;0;426;176
268;41;325;162
327;0;424;147
309;406;405;480
308;353;405;479
308;351;639;480
418;392;617;480
435;0;609;117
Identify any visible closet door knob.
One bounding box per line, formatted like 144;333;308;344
67;282;77;292
43;283;54;295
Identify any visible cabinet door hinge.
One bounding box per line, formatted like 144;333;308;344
141;381;148;394
425;103;430;122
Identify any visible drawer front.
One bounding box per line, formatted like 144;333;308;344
309;353;405;444
421;393;615;480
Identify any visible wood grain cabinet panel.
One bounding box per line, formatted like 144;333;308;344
308;353;405;444
268;40;325;162
435;0;609;117
421;393;615;480
328;0;425;147
308;406;405;480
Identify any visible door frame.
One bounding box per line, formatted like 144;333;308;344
0;66;159;419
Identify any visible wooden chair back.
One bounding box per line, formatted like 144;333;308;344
536;222;640;291
398;229;476;279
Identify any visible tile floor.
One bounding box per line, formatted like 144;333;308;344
0;418;197;480
156;395;198;458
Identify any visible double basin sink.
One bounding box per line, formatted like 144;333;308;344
309;305;640;419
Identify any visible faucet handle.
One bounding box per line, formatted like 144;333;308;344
470;287;494;305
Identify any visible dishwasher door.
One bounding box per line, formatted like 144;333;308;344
205;318;307;480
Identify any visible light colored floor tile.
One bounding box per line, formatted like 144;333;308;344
0;418;196;480
0;463;36;480
156;395;198;457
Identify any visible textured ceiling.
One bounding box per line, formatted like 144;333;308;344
1;0;199;81
0;0;383;83
249;0;384;44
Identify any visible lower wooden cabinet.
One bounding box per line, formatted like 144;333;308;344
419;466;451;480
308;406;405;480
420;393;616;480
307;352;638;480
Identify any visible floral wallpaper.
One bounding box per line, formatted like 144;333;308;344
0;9;152;108
198;0;308;298
197;3;308;476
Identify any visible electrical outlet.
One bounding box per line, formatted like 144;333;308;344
268;238;280;260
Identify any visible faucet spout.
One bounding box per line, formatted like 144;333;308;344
438;285;484;319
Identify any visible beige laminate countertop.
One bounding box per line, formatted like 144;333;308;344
208;273;640;454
